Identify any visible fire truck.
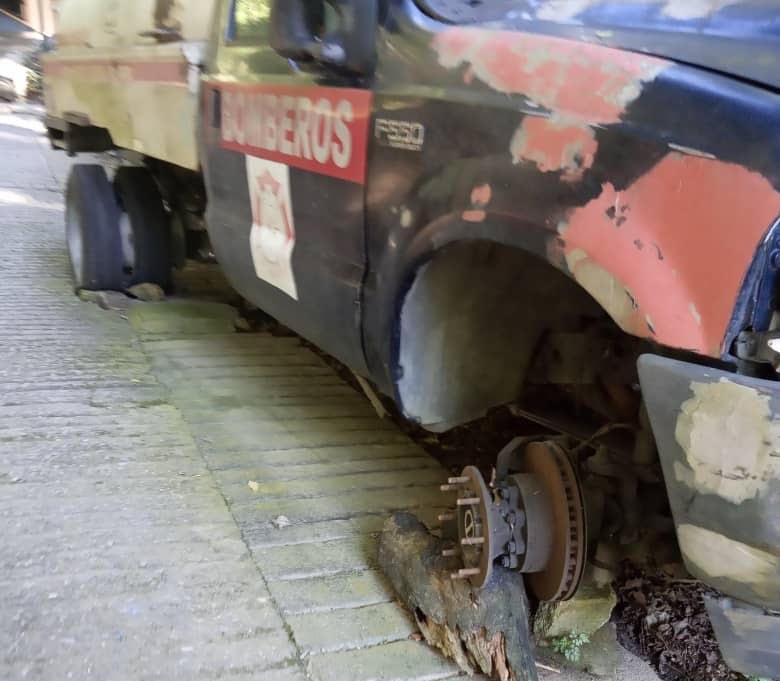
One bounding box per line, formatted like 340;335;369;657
43;2;780;677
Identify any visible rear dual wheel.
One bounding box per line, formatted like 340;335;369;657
65;164;171;292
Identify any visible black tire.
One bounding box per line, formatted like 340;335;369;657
65;164;123;291
114;167;172;291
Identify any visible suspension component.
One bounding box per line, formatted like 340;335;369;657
441;438;587;602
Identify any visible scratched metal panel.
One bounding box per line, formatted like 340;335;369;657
415;0;780;90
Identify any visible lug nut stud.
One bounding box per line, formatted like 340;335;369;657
461;537;485;546
450;567;480;580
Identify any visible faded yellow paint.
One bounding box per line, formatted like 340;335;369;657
675;378;780;504
55;0;217;48
678;524;780;601
44;0;220;170
564;248;638;328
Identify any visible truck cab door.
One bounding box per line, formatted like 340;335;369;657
200;0;374;373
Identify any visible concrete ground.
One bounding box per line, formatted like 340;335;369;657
0;103;660;681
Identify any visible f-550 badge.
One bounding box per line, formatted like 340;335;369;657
375;119;425;152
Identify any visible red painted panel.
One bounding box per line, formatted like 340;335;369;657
433;27;668;124
214;82;373;185
43;58;187;85
561;154;780;356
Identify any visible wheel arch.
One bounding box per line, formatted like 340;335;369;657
388;211;610;431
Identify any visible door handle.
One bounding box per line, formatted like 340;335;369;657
138;28;182;43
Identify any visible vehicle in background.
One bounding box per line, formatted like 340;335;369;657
42;2;780;678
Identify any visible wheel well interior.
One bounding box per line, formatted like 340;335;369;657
396;239;614;431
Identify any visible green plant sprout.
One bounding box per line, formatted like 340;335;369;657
552;631;590;663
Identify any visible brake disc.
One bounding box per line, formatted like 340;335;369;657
441;439;587;601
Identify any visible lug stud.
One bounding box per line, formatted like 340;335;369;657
456;497;480;506
437;513;454;522
441;548;457;557
461;537;485;546
450;567;480;580
448;476;469;484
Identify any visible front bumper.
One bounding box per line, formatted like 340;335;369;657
638;354;780;679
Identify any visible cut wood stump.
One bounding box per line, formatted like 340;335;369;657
378;512;539;681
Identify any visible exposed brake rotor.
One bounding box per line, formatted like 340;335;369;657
440;439;587;602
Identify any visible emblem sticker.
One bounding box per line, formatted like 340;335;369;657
375;119;426;152
246;157;298;300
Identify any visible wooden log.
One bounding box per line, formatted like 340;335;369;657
378;512;539;681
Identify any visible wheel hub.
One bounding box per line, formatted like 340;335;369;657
442;439;587;601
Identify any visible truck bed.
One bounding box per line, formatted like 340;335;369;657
42;0;218;170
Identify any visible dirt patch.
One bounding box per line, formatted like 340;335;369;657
613;564;745;681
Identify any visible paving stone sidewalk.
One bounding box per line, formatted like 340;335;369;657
0;104;464;681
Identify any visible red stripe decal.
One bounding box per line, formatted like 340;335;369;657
213;82;373;185
43;59;187;85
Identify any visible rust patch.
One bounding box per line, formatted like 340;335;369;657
560;154;780;356
510;116;597;181
433;28;667;124
463;184;493;223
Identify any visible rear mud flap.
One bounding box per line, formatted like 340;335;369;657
704;596;780;679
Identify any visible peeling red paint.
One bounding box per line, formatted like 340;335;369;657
433;28;667;124
511;116;598;181
561;154;780;356
463;183;493;223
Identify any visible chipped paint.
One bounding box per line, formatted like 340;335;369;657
535;0;742;22
677;524;780;601
674;378;780;504
668;143;717;160
510;115;597;181
536;0;600;21
560;154;780;355
564;249;637;323
661;0;741;20
433;27;667;124
463;184;493;223
689;302;702;326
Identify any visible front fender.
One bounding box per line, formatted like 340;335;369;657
364;147;780;412
364;16;780;396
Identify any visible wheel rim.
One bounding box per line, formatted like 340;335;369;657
65;201;83;286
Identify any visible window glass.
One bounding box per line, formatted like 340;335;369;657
229;0;331;42
231;0;272;41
